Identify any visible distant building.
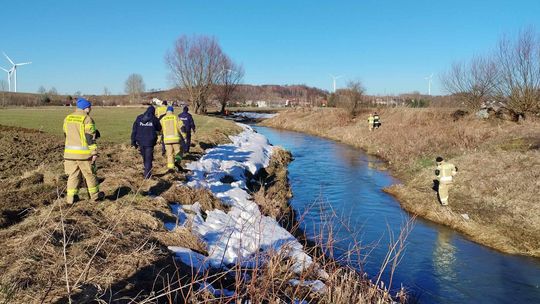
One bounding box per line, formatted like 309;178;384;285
256;100;268;107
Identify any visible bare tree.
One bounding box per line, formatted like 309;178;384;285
103;87;111;96
215;55;244;114
124;73;145;103
441;56;499;110
165;35;225;114
49;87;58;95
496;28;540;115
338;81;365;117
38;86;47;94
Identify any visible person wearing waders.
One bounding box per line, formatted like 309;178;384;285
435;156;458;206
368;113;375;131
160;106;186;172
63;98;104;204
131;106;161;178
155;100;168;156
178;105;196;153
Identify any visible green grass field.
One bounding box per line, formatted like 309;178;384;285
0;106;241;143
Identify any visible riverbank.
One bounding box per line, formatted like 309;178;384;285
0;112;400;302
262;107;540;257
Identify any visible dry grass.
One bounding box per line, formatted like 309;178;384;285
0;122;239;303
0;123;405;303
263;107;540;256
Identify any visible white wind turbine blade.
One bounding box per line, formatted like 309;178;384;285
0;66;8;72
16;62;32;66
3;52;15;65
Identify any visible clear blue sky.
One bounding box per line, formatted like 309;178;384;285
1;0;539;95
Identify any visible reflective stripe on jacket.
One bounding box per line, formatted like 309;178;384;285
373;115;380;123
160;112;184;144
156;106;168;119
63;109;96;160
437;162;457;184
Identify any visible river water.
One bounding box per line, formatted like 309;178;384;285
254;126;540;304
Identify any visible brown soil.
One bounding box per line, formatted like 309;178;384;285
0;125;233;303
262;108;540;257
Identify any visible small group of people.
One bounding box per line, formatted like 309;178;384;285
62;99;457;208
367;112;381;131
131;101;196;179
61;98;196;204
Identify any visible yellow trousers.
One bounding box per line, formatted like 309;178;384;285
165;143;182;169
64;160;99;203
438;183;451;205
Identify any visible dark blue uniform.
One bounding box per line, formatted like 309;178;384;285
178;106;196;152
131;106;162;178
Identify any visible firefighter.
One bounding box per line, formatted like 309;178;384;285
435;156;458;206
63;98;104;204
179;105;196;152
160;106;186;171
373;112;381;129
155;100;168;156
368;113;375;131
155;100;168;119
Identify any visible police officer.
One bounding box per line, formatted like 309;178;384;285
160;106;185;171
435;156;458;206
131;106;162;178
178;105;196;152
63;98;104;203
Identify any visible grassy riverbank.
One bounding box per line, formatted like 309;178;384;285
0;107;399;302
262;107;540;257
0;107;243;302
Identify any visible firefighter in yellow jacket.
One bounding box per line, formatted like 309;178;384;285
368;113;375;131
435;156;458;206
155;100;168;119
160;106;186;171
63;98;104;203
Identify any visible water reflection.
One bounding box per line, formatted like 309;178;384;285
433;229;457;283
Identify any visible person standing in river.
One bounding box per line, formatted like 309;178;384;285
435;156;458;206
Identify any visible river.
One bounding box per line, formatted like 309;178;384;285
254;125;540;304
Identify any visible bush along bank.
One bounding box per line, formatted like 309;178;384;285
262;107;540;257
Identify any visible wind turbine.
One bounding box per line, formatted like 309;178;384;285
3;52;31;93
330;74;342;93
0;66;10;92
425;73;434;96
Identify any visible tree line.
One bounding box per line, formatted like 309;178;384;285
441;27;540;117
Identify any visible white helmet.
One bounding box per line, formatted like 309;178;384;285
152;98;163;106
